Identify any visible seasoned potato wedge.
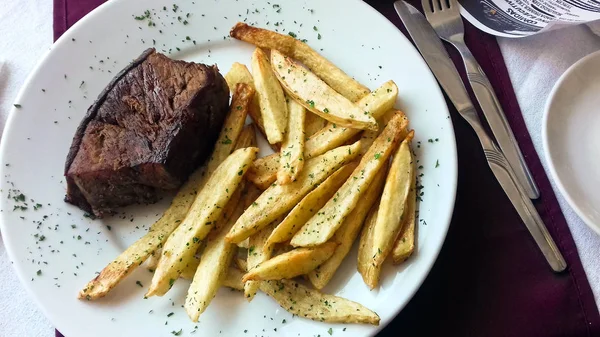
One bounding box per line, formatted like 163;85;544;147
146;147;258;297
206;83;254;176
230;22;369;102
305;111;328;138
245;82;399;188
222;267;245;291
357;202;380;289
243;242;337;282
225;62;280;152
308;165;387;290
247;153;280;190
392;157;417;264
271;50;378;131
278;96;306;184
291;113;408;247
251;48;287;144
184;181;257;321
225;142;361;244
235;124;258;150
78;88;253;300
371;131;415;267
266;163;356;248
260;279;380;325
244;218;280;301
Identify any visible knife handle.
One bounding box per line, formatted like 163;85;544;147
451;38;540;200
460;106;567;272
485;148;567;272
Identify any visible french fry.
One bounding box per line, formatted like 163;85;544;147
225;141;361;244
230;22;369;102
357;202;380;289
243;242;337;282
245;82;399;188
266;163;356;249
370;131;414;269
222;267;245;291
271;50;378;131
247;153;280;190
184;181;258;322
235;124;258;150
305;111;328;138
260;279;380;325
146;147;258;297
244;218;280;301
277;96;306;184
308;165;387;290
251;48;287;144
175;184;245;278
392;154;417;264
206;83;255;176
291;113;408;247
78;85;253;300
236;257;248;272
225;63;280;151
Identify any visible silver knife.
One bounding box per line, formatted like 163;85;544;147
394;1;566;272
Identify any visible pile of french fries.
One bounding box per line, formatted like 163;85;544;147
78;22;419;327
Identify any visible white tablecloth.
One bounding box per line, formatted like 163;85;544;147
1;1;599;336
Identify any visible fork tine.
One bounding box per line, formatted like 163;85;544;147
440;0;449;10
421;0;433;14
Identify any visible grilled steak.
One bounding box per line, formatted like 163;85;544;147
64;48;230;217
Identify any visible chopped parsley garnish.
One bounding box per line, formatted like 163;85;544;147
288;32;297;38
13;104;22;108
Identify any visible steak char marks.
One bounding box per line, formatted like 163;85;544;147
64;48;230;217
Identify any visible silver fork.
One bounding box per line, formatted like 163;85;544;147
422;0;540;200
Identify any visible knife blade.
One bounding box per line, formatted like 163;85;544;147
394;0;566;272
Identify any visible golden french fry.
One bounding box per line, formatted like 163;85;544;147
308;164;387;290
78;85;253;300
252;48;287;144
206;83;255;176
236;257;248;272
370;131;414;269
147;147;258;297
357;202;380;289
238;238;250;249
244;218;280;301
222;267;245;291
266;163;356;248
230;22;369;102
225;62;280;152
291;113;408;247
260;279;380;325
177;183;245;279
245;82;399;188
271;50;378;131
305;111;328;138
243;242;337;282
277;96;306;184
392;154;417;264
235;124;258;149
225;141;361;244
247;153;280;190
184;180;256;322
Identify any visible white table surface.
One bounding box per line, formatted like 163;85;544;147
1;1;599;336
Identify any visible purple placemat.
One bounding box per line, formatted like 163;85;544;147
53;0;600;336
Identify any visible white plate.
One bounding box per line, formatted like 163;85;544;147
543;50;600;235
0;0;457;336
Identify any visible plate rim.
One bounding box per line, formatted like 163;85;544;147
0;0;458;335
542;49;600;235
